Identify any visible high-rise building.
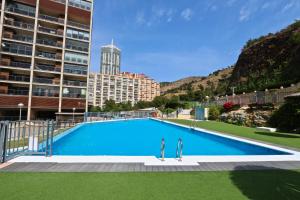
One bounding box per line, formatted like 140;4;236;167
0;0;93;120
100;40;121;75
88;72;160;108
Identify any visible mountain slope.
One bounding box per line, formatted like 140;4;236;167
161;20;300;97
229;21;300;92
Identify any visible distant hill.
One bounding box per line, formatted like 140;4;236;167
161;20;300;98
160;76;204;94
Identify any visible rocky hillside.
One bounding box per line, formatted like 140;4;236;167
161;20;300;97
229;21;300;93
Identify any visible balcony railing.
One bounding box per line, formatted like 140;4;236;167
2;44;32;56
0;89;29;96
69;0;92;11
0;59;31;69
66;44;88;52
5;19;34;30
8;34;33;43
64;67;87;75
39;14;64;24
63;80;87;87
32;90;60;97
6;6;36;17
35;64;61;72
0;75;30;82
11;61;31;69
63;93;86;98
50;0;66;4
33;77;56;84
36;39;63;48
38;26;63;36
36;51;62;60
68;20;90;30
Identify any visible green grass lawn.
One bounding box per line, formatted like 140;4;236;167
1;170;300;200
167;119;300;150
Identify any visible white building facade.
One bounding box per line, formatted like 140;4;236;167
88;72;160;108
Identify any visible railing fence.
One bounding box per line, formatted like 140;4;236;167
85;111;152;122
0;120;76;163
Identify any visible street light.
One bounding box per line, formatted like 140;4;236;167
265;89;269;104
18;103;24;121
72;107;76;123
254;91;257;104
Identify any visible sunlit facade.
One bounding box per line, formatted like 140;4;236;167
0;0;93;120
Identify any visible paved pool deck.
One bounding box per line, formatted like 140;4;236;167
1;161;300;172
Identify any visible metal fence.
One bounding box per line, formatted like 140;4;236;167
203;83;300;107
85;111;153;122
0;120;76;163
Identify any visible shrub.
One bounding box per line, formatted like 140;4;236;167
223;102;234;111
208;105;221;120
268;98;300;133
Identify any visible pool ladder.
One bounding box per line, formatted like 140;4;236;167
160;138;183;162
176;138;183;161
160;138;165;161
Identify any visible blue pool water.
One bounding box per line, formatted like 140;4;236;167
52;119;290;157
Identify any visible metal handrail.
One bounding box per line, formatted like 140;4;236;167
6;6;35;17
176;138;183;161
160;138;165;161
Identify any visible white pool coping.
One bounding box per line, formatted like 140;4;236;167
9;118;300;166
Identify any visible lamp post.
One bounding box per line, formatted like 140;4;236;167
72;107;76;124
254;91;257;104
205;96;209;105
265;89;268;104
18;103;24;121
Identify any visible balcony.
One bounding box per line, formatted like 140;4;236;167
69;0;92;11
6;5;36;17
1;59;31;69
36;39;63;48
32;90;60;97
35;64;61;72
63;93;86;98
63;80;87;87
36;51;62;60
3;31;33;43
0;88;29;96
66;43;88;52
68;20;89;30
4;18;34;30
64;65;87;75
50;0;66;4
2;43;32;56
0;74;30;83
39;14;64;24
33;77;60;85
38;25;64;36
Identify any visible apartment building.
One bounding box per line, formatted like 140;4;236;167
88;72;160;108
0;0;93;120
100;41;121;75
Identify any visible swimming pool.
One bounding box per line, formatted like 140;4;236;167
52;119;291;158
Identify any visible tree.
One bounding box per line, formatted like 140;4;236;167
102;100;118;112
120;101;132;111
134;101;152;109
152;96;168;108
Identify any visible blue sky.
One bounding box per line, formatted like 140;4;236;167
90;0;300;82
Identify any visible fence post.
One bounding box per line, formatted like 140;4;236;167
0;122;9;163
45;120;50;157
49;120;55;156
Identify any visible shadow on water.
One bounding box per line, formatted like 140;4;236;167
230;166;300;200
255;131;300;139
